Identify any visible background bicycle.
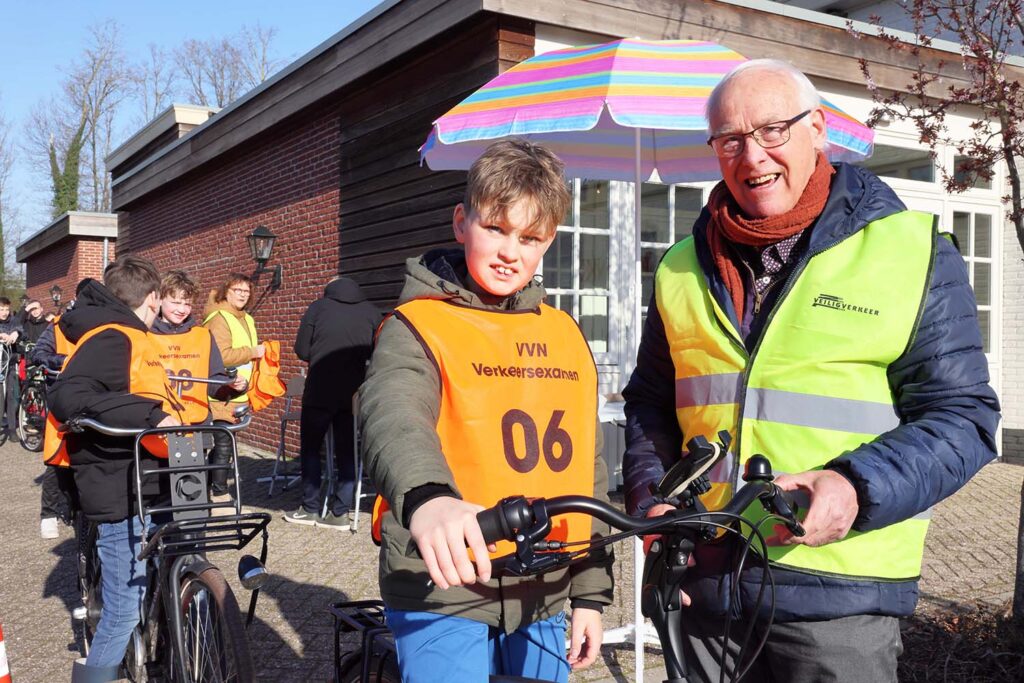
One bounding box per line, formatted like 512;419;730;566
68;404;271;683
16;341;48;452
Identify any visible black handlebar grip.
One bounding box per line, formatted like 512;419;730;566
477;506;510;545
774;489;806;537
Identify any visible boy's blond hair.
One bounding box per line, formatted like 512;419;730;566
464;140;570;237
160;270;198;301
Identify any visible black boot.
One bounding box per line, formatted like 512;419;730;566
209;424;234;496
71;659;124;683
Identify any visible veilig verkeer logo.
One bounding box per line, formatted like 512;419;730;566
811;293;880;316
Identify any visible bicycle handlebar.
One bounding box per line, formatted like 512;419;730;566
476;453;805;569
61;413;252;437
167;374;239;387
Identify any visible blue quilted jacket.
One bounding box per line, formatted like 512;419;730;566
621;163;1000;621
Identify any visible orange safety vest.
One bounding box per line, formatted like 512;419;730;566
150;326;214;417
43;319;75;467
247;339;286;411
44;323;206;464
371;299;598;558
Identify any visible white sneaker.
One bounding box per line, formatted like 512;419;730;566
40;517;59;539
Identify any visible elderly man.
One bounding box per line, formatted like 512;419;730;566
622;59;1000;682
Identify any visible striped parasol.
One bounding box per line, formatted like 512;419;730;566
421;38;874;182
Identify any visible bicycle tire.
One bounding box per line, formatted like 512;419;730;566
17;383;45;452
177;567;254;683
335;651;401;683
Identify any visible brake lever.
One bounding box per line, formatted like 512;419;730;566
765;488;805;537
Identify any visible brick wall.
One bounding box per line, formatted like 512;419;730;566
24;237;116;313
121;103;345;454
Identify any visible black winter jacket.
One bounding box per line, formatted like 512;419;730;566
622;164;1000;621
294;278;381;408
49;280;172;522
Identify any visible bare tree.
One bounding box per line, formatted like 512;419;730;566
23;97;88;218
175;37;244;108
175;25;283;108
238;23;286;87
851;0;1024;619
131;43;179;124
0;103;14;289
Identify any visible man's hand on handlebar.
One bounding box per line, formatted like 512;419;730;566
568;607;603;671
643;503;693;607
409;496;496;589
156;415;182;429
769;469;857;547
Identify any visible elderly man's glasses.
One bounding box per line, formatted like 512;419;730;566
707;110;812;159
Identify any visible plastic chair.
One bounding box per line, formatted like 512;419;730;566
351;394;375;532
256;374;304;495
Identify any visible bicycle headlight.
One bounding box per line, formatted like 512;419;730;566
237;555;268;590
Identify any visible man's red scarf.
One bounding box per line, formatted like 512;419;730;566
706;151;835;321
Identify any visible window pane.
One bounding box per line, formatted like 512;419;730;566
563;180;574;225
674;187;702;238
953;212;970;256
973;261;991;305
641;246;667;304
954;155;993;190
974;214;992;257
977;309;990;353
553;293;574;316
641;184;670;243
856;144;935;183
543;232;574;289
579;181;609;229
580;295;609;353
580;234;610;289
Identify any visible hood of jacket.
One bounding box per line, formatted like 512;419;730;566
324;277;368;304
691;163;908;327
58;278;148;344
204;290;250;322
399;248;547;311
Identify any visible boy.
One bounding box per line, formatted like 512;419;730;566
151;270;247;421
359;140;614;683
50;256;188;683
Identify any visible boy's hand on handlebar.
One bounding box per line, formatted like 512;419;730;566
770;470;857;547
229;376;248;392
568;607;603;671
156;415;182;428
409;496;497;589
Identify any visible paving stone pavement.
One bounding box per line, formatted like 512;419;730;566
1;438;1020;683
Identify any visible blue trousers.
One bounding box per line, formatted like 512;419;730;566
87;516;152;668
385;609;569;683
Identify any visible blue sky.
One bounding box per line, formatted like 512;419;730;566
0;0;382;244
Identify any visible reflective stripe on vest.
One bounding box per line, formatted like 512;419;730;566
655;210;935;580
370;299;598;558
203;310;257;403
151;327;214;416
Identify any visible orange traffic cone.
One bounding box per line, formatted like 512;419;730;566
0;623;11;683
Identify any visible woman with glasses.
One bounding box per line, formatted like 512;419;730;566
203;273;265;498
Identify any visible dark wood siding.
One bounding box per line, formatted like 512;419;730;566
337;13;534;304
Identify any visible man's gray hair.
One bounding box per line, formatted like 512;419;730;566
705;59;822;134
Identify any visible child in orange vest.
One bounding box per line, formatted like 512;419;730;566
49;256;186;683
359;140;614;683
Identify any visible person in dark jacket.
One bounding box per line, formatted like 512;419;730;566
50;257;183;683
21;299;49;344
622;60;1000;683
0;296;23;438
285;276;380;528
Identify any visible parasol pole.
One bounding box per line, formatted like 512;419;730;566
630;126;643;381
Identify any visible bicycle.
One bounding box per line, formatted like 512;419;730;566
68;388;272;683
0;341;11;446
332;433;804;683
16;344;50;452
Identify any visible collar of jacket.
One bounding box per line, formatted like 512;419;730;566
400;247;547;312
151;315;199;335
691;163;908;330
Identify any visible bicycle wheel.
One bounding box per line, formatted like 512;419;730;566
17;383;45;452
335;651;401;683
177;567;254;683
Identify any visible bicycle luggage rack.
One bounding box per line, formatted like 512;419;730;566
331;600;396;682
138;512;271;561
